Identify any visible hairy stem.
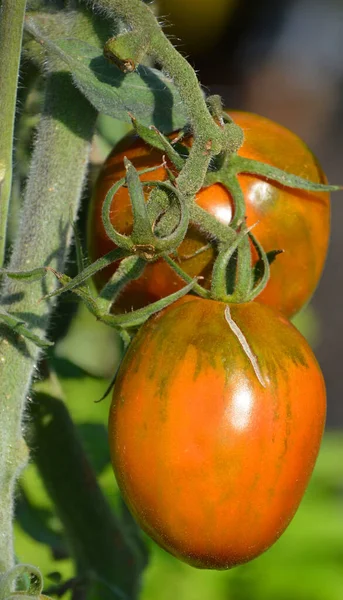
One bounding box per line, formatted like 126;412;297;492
89;0;226;197
0;0;27;268
30;381;143;600
0;75;96;573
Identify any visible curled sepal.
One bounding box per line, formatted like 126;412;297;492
210;226;255;302
102;160;190;258
142;180;189;253
61;276;196;330
0;308;53;348
233;231;253;303
189;203;236;245
42;248;128;300
130;115;186;170
149;126;185;171
0;563;51;600
247;233;272;302
103;279;197;329
163;255;210;299
101;164;166;252
98;256;146;308
231;155;341;192
221;174;246;229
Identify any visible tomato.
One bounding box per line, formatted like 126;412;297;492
108;296;326;569
88;111;330;317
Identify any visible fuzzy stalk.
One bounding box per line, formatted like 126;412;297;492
89;0;226;197
0;74;96;573
29;382;143;600
0;0;27;268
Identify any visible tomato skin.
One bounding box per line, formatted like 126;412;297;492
89;111;330;317
109;296;326;569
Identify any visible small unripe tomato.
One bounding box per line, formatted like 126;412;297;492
89;111;330;317
109;296;326;568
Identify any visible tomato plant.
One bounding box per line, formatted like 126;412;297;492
89;111;330;317
108;295;326;569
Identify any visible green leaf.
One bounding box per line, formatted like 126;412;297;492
26;19;188;132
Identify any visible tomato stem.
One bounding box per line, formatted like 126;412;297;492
30;373;143;599
0;64;96;575
92;0;244;199
0;0;27;270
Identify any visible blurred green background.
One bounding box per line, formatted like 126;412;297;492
13;0;343;597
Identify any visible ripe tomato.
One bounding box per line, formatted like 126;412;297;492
109;296;326;569
88;111;330;317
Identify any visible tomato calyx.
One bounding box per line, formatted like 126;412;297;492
100;158;190;260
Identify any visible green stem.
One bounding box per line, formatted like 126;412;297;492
30;382;143;600
0;0;27;268
90;0;227;197
0;75;96;574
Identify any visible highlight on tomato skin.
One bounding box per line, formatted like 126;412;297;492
108;296;326;569
88;111;330;318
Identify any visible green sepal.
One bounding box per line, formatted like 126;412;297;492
149;126;185;171
234;231;253;302
42;248;128;300
101;167;161;252
142;180;189;252
0;308;53;348
221;174;245;228
102;279;197;329
126;159;156;241
189;203;236;245
247;233;271;302
130;115;188;171
231;155;341;192
210;228;252;301
163;255;210;299
98;255;146;307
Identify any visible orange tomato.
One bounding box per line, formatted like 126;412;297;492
88;111;330;317
109;296;326;568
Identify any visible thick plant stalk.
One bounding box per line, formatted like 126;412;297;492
0;75;96;573
0;0;27;268
30;385;143;600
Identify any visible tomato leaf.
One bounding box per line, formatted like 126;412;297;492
25;18;188;132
